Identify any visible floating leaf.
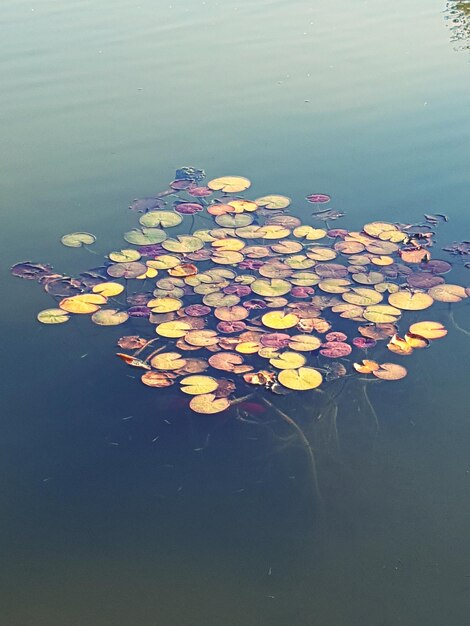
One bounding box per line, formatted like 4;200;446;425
108;249;142;262
124;228;167;245
11;261;53;280
161;235;204;253
373;363;407;381
269;352;306;370
189;393;230;414
156;321;191;338
59;294;107;314
37;308;70;324
91;309;129;326
180;375;219;395
174;202;204;215
251;278;291;297
288;334;322;351
185;329;219;347
278;367;323;390
294;226;327;241
363;305;401;323
388;291;434;310
427;284;467;303
262;311;299;329
320;341;352;358
255;195;291;209
408;321;447;339
61;232;96;247
92;282;125;297
306;193;330;204
358;323;398;340
141;371;177;387
353;359;380;373
208;352;245;372
342;287;383;306
117;336;148;350
139;211;183;228
107;262;147;279
404;332;429;348
207;176;251;193
318;278;351;294
399;247;431;264
227;200;258;213
387;334;414;355
150;352;186;370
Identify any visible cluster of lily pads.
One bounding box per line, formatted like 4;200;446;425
12;168;469;415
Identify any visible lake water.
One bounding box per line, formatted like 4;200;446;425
2;0;470;624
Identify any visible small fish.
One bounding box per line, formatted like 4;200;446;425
152;436;160;443
163;419;171;425
122;415;133;421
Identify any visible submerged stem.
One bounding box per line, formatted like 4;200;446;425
362;381;380;433
259;397;324;514
449;309;470;337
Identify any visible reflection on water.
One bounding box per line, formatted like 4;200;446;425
2;0;470;624
445;1;470;50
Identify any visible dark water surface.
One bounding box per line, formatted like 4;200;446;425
2;0;470;624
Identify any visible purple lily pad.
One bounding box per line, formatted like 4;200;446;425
419;259;452;274
184;305;211;317
217;321;247;334
44;277;85;297
127;306;151;318
407;272;445;289
320;341;352;358
290;286;315;298
223;284;252;297
352;337;377;349
137;244;166;256
243;299;267;310
260;333;291;349
327;229;348;239
315;263;349;279
381;263;412;279
186;249;212;261
174;202;204;215
239;259;264;270
188;186;212;197
306;193;331;204
11;261;53;280
170;179;193;190
127;293;152;306
325;331;348;342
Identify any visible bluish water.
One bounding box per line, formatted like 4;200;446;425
1;1;470;624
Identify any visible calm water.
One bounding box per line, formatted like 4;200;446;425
2;0;470;624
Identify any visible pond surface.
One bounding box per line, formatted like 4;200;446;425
2;0;470;624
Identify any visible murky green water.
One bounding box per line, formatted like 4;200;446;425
2;0;470;624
